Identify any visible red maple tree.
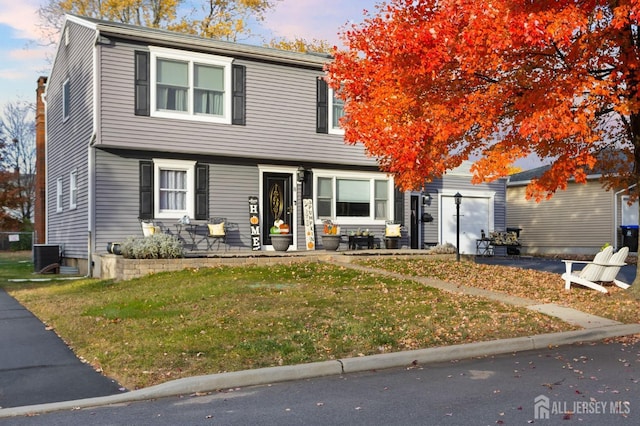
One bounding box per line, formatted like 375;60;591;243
327;0;640;291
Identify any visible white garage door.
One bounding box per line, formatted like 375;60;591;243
441;195;491;255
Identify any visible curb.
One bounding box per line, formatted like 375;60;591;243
2;323;639;419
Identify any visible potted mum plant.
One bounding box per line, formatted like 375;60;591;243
321;219;342;251
269;219;293;251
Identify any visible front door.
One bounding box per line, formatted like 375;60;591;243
263;172;294;246
410;195;419;249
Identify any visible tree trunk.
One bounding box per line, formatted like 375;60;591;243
628;116;640;298
629;199;640;298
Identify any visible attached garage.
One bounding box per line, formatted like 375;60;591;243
440;192;494;255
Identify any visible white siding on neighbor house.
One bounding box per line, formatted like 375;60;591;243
507;180;615;255
96;41;375;167
45;21;96;261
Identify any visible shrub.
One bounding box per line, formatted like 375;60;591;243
428;243;457;254
120;234;183;259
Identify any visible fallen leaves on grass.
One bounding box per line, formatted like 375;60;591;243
357;258;640;324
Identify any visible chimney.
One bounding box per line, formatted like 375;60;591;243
34;76;47;244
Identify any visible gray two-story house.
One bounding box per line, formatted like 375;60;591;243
44;15;508;276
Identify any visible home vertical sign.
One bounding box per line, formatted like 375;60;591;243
248;196;261;250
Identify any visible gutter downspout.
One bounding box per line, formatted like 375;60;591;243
87;30;100;277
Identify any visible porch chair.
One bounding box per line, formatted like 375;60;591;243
598;246;630;290
206;217;227;251
561;246;613;293
140;220;162;237
384;221;402;249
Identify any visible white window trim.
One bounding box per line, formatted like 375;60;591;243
69;169;77;210
149;46;233;124
313;169;394;225
328;88;345;135
62;79;70;122
56;177;63;213
153;159;196;219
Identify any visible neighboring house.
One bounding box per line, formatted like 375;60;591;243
44;15;508;276
507;165;638;255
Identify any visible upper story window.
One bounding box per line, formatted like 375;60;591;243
315;170;393;223
69;170;77;210
329;88;345;134
317;78;346;135
150;47;232;124
62;79;70;121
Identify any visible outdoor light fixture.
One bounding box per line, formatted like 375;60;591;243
422;193;431;205
454;192;462;261
297;166;306;183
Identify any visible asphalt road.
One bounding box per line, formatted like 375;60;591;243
4;339;639;425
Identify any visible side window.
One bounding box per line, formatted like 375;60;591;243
62;79;70;121
69;170;78;210
56;177;63;212
317;177;333;218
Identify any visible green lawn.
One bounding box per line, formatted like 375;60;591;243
3;251;633;391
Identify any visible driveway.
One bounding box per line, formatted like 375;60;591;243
474;255;637;286
0;288;125;408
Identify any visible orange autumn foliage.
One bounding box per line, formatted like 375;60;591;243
326;0;640;202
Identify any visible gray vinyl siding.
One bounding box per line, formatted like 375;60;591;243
507;180;614;255
45;21;95;259
93;149;261;251
208;164;259;250
93;150;140;250
96;40;374;166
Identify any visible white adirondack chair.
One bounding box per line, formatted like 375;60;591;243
561;246;613;293
599;247;630;289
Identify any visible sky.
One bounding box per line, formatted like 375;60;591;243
0;0;380;111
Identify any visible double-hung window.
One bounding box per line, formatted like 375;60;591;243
153;159;196;219
56;177;63;212
328;88;345;134
150;47;232;124
69;170;77;210
315;171;393;223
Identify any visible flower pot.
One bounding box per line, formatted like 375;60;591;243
270;234;292;252
106;242;122;255
322;234;341;251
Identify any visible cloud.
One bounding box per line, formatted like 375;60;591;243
262;0;376;45
0;0;48;41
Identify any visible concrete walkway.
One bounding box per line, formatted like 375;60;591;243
2;255;640;419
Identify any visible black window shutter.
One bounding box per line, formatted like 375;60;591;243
195;163;209;220
316;78;329;133
232;64;246;125
139;161;153;219
134;51;150;116
394;186;405;226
